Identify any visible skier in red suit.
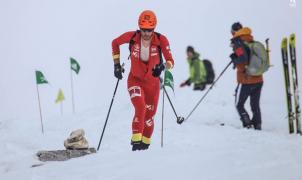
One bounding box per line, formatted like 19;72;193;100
112;10;174;151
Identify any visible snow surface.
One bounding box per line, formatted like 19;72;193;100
1;0;302;180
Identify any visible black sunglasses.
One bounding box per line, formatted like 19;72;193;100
140;28;154;32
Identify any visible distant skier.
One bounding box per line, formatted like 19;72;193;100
180;46;215;91
229;22;263;130
111;10;175;151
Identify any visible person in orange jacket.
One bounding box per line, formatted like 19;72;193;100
230;22;263;130
112;10;175;151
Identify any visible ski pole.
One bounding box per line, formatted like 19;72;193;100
97;79;120;151
162;86;185;124
161;89;165;148
265;38;272;67
184;61;232;122
97;63;124;150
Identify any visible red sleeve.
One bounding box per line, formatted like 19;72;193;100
112;31;136;59
159;35;174;68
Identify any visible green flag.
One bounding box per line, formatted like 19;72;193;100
70;57;80;74
164;70;174;91
35;71;48;84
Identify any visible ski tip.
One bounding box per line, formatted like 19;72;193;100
282;37;288;48
289;33;296;46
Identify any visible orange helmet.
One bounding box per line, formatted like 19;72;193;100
138;10;157;29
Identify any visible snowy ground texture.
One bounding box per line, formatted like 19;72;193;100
1;0;302;180
1;107;302;180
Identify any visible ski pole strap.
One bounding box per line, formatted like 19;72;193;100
234;83;240;106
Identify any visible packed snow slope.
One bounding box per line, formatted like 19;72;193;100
1;0;302;180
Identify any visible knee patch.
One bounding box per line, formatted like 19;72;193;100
128;86;141;99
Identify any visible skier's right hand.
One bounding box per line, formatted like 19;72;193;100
180;79;191;87
230;53;238;69
114;63;124;79
180;82;187;87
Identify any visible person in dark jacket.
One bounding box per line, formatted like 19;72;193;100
230;22;263;130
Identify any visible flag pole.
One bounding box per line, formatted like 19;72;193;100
60;102;63;116
70;67;75;114
161;88;165;148
36;83;44;134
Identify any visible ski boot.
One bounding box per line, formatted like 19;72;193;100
131;141;142;151
251;119;262;130
131;141;150;151
241;114;252;129
140;142;150;150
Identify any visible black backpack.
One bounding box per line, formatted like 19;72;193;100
203;59;215;84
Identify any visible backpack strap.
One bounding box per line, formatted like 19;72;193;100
128;30;140;59
154;32;163;65
128;31;163;64
244;41;253;62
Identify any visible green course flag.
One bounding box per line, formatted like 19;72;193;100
70;57;80;74
35;71;48;84
164;70;174;91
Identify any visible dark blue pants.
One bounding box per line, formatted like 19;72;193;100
236;82;263;128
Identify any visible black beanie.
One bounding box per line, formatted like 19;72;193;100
187;46;195;53
231;22;243;32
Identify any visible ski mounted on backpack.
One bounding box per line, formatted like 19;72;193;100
281;34;301;134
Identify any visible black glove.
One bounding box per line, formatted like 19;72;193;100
114;63;124;79
230;53;237;61
185;79;191;86
152;63;165;77
230;53;238;69
180;78;191;87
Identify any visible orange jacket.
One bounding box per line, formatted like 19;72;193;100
112;31;174;82
232;27;263;84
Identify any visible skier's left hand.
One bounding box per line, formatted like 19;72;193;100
152;63;165;77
